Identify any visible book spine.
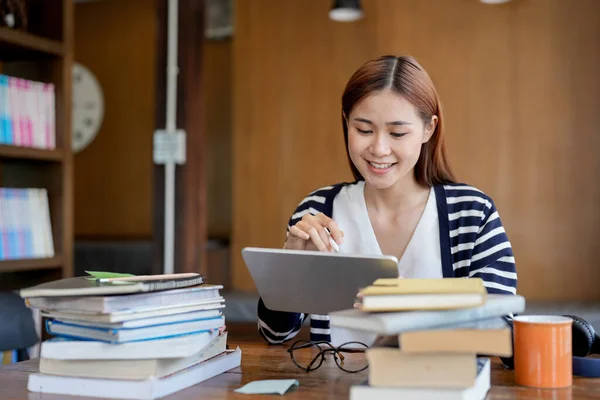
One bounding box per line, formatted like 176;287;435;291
0;189;5;260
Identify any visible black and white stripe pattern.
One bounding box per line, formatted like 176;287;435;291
445;184;517;294
258;182;517;344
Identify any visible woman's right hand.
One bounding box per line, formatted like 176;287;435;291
285;213;344;252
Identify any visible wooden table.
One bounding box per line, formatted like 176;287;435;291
1;331;600;399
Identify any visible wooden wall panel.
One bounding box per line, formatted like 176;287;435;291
204;39;232;239
73;0;156;239
232;0;600;300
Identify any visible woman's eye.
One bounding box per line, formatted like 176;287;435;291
391;132;408;138
357;128;372;134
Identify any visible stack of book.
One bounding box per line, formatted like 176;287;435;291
0;187;54;260
19;273;241;400
329;278;526;400
0;74;56;149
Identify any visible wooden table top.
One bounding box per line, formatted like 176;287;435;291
1;331;600;400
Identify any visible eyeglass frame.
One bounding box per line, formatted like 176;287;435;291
286;340;369;373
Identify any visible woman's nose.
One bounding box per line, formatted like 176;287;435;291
369;134;391;157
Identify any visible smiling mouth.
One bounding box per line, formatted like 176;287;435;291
367;161;397;169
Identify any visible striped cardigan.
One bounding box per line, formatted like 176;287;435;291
257;182;517;344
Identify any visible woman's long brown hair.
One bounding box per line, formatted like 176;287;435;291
342;55;456;186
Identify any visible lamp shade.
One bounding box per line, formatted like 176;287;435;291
329;0;363;22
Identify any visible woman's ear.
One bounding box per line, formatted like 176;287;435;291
423;115;438;143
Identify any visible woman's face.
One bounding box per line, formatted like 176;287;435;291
347;89;436;190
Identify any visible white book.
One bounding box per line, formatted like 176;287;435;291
47;83;55;148
39;332;228;380
55;309;223;329
38;189;54;257
330;294;524;335
27;189;44;258
47;315;225;343
28;348;242;400
8;77;20;145
41;329;220;360
350;358;490;400
24;284;222;313
41;299;225;323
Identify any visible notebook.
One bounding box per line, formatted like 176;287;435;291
20;274;206;298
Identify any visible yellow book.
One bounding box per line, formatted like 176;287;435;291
357;278;486;312
398;316;512;356
365;278;485;294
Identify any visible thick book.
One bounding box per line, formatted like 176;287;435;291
39;332;228;380
330;294;525;335
40;330;220;360
350;358;490;400
356;278;486;311
367;349;477;389
24;285;223;313
28;348;242;400
398;317;512;357
46;315;225;343
20;275;206;298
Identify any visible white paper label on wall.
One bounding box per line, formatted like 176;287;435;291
153;130;186;164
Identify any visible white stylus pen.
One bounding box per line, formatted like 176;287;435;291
324;227;340;253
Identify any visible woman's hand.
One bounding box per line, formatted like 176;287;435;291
285;213;344;252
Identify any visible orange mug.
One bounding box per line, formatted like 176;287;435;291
513;315;573;389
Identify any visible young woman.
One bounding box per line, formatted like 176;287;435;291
257;55;517;345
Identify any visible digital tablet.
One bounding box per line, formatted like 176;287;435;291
241;247;399;315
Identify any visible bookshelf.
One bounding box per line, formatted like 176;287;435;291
0;0;73;289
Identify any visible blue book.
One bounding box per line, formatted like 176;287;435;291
0;75;12;145
45;315;225;344
0;75;4;144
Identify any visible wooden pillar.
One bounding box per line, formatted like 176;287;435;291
153;0;207;276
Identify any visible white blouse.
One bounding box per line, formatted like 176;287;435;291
332;180;442;278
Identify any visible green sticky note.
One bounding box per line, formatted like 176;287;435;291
84;271;135;280
234;379;299;395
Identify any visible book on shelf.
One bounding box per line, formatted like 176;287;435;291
0;74;56;150
0;187;54;261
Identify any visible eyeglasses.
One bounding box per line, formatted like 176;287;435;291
287;340;369;373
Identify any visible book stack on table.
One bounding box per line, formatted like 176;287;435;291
328;278;526;400
19;272;241;400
